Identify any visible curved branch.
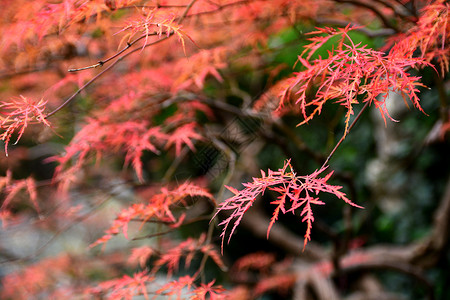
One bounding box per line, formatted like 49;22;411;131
333;0;400;32
339;261;434;300
411;174;450;267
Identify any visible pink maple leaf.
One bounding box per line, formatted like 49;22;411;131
165;122;203;155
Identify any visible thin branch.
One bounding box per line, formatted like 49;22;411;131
177;0;269;19
392;0;419;18
132;215;210;240
177;0;198;24
68;34;150;72
0;65;53;79
272;119;324;163
321;101;370;169
434;72;449;123
47;0;200;118
198;210;224;282
0;193;111;265
45;36;170;118
307;269;340;300
45;56;120;118
66;0;197;73
132;229;174;240
241;203;328;260
162;146;191;183
411;174;450;268
371;0;410;18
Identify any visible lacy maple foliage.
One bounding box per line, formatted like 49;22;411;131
0;254;83;299
387;0;450;75
0;96;50;156
0;0;449;299
279;25;431;131
214;160;362;251
89;182;214;247
0;173;38;214
89;234;226;299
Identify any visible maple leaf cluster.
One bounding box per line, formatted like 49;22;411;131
1;255;76;299
89;182;214;247
0;96;50;156
214;160;362;251
387;0;450;75
88;234;226;300
279;25;431;132
0;170;38;221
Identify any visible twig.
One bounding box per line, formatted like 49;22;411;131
321;101;370;169
434;72;449;123
0;193;111;265
0;65;53;79
273;119;324;163
133;229;174;240
162;146;191;183
67;0;197;73
47;0;200;118
46;57;121;118
132;215;210;240
178;0;198;23
45;36;170;118
371;0;410;18
241;204;328;260
68;34;150;72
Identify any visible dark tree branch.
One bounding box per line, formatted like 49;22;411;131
240;203;328;260
316;18;396;37
339;261;434;300
333;0;400;32
411;174;450;267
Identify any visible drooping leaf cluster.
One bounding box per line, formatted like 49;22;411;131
214;160;361;251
